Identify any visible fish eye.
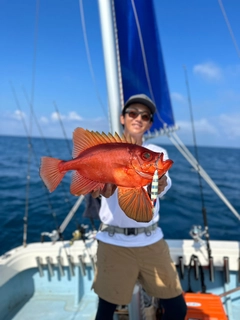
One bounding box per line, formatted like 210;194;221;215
141;152;152;161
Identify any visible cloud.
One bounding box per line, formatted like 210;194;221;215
2;108;238;148
68;111;83;121
193;62;222;81
51;111;83;122
171;92;185;103
177;118;218;135
51;112;65;121
11;110;26;120
218;113;240;138
40;116;48;124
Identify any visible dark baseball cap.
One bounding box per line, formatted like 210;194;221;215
122;94;156;115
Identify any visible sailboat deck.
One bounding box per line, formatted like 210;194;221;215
1;240;240;319
0;265;98;320
5;292;96;320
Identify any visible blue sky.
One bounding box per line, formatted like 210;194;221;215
1;0;240;148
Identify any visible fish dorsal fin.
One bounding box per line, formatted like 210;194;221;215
121;133;136;144
72;127;130;158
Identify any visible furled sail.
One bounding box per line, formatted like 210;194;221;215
114;0;176;134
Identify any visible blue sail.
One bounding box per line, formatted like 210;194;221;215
114;0;175;133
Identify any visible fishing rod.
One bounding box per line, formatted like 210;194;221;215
22;87;51;155
53;101;72;155
79;0;109;119
10;83;59;242
23;87;87;237
52;101;99;235
10;83;32;248
22;88;73;204
183;66;212;266
19;0;40;247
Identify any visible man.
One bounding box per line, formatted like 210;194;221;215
92;94;187;320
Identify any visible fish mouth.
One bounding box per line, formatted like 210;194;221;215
155;153;173;171
155;153;163;168
135;170;153;180
135;154;173;180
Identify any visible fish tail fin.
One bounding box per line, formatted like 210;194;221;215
40;157;65;192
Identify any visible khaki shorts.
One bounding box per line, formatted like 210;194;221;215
92;239;182;305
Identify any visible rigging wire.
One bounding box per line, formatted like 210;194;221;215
218;0;240;263
129;0;170;130
78;0;108;118
111;0;124;110
218;0;240;59
111;0;240;222
169;131;240;220
130;0;155;106
183;66;212;260
131;0;171;128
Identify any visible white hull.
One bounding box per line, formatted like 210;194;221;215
1;238;239;319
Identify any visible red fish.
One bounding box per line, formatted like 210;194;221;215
40;127;173;222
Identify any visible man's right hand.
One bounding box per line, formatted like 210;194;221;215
91;183;117;198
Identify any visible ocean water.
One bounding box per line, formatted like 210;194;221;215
0;135;240;256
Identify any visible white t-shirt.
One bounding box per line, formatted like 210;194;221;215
96;143;172;247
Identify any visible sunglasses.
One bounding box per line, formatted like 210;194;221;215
125;109;152;122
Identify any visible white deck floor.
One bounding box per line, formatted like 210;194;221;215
5;293;97;320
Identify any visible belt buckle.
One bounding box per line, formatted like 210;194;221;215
124;228;137;236
145;226;153;236
108;226;115;237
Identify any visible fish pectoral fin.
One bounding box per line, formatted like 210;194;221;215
118;187;153;222
70;171;104;196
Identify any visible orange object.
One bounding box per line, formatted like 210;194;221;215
40;127;173;222
184;292;228;320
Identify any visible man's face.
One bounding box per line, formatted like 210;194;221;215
120;103;152;137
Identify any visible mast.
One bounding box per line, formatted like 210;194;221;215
97;0;122;134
